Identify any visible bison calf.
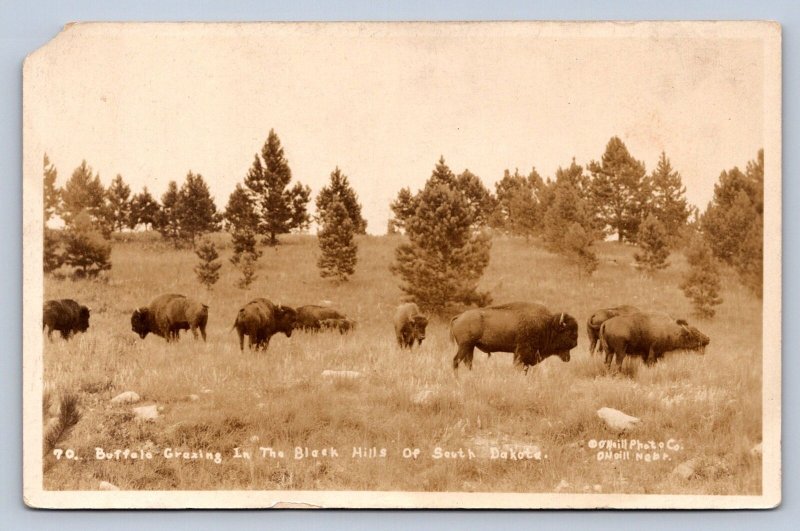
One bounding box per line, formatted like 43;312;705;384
394;303;429;348
43;299;91;340
586;305;640;356
295;305;347;331
233;298;297;351
131;293;208;342
319;318;356;334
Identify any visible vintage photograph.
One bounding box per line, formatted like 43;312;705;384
22;22;781;509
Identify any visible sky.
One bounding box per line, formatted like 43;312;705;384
24;22;769;234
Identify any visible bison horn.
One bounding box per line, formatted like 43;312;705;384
559;312;564;325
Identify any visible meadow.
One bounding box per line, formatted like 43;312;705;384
41;233;763;494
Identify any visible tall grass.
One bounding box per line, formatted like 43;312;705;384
42;234;762;493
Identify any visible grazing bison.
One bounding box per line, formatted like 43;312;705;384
450;302;578;372
233;298;297;351
598;312;710;367
586;305;641;355
319;318;356;334
131;293;208;342
43;299;91;340
394;303;429;348
295;305;347;331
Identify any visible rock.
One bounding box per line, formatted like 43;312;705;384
750;442;762;457
132;405;159;421
188;394;200;401
99;481;119;491
673;458;699;480
321;370;362;379
597;407;640;432
554;479;570;492
110;391;140;405
411;389;435;406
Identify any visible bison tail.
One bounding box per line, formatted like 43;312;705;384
598;323;609;355
448;316;458;344
231;308;244;332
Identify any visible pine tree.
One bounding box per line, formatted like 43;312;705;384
455;169;496;228
156;181;182;246
541;171;595;252
561;222;599;276
389;187;416;232
129;187;160;230
106;174;132;232
634;214;671;273
224;184;262;263
62;211;112;278
587;137;650;242
648;152;690;246
43;228;63;274
391;161;492;312
235;251;259;290
701;149;763;295
244;129;311;245
317;199;358;282
43;154;60;223
680;236;723;318
60;160;111;236
175;171;220;245
316;167;367;234
194;237;222;289
492;169;541;237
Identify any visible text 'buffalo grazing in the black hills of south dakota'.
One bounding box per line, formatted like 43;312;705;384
449;302;579;372
586;304;641;356
233;298;297;351
393;302;429;349
43;299;91;340
295;305;349;332
598;312;710;367
131;293;208;342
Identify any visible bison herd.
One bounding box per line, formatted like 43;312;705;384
43;295;710;374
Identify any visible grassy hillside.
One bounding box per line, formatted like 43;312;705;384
41;233;762;494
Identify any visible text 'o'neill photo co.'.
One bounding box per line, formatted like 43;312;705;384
22;21;781;509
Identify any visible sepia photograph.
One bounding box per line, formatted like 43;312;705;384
22;21;781;509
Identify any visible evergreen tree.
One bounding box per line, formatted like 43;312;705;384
156;181;182;246
587;137;650;242
648;152;691;246
701;149;763;295
224;184;262;263
129;187;160;230
634;214;671;273
455;169;496;228
541;168;595;251
106;174;132;232
43;154;60;223
194;237;222;289
561;222;599;276
175;171;220;245
235;251;258;290
244;129;311;245
391;163;492;312
389;187;416;232
61;211;112;278
492;169;537;237
316;167;367;234
680;236;723;318
43;228;63;274
60;160;111;236
317;199;358;282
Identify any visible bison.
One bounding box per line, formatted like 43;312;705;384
295;305;347;331
319;318;356;334
450;302;578;372
233;298;297;351
393;303;429;348
131;293;208;342
586;304;641;356
598;312;710;367
43;299;91;340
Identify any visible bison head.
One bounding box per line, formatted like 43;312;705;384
409;315;428;345
676;320;710;353
548;312;579;362
131;308;151;339
275;306;298;337
77;306;91;333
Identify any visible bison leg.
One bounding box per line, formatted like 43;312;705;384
190;326;199;340
200;325;207;342
588;327;598;356
645;346;660;366
614;344;627;369
238;330;245;351
453;344;475;371
60;329;71;340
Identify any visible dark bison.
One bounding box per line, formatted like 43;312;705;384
233;298;297;351
586;305;641;355
319;318;356;334
394;303;429;348
295;305;347;331
131;293;208;342
43;299;91;340
598;312;710;367
450;302;579;372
